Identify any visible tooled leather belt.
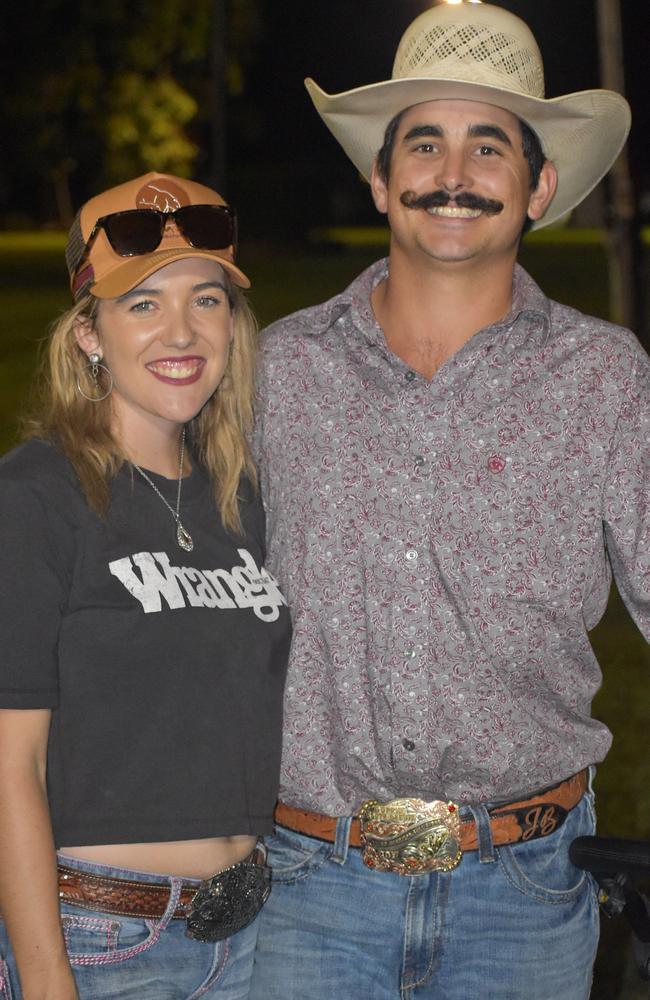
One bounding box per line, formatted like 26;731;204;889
57;845;267;920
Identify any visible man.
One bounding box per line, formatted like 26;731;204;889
249;4;648;998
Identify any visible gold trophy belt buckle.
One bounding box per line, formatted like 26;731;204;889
358;797;462;876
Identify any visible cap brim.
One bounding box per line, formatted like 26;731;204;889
305;77;631;230
90;246;251;298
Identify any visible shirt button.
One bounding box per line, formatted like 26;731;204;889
405;371;416;382
414;455;425;467
402;739;416;751
406;549;418;561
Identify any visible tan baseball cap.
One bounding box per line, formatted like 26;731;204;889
66;172;250;300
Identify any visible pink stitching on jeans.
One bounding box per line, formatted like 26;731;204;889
0;958;13;999
187;940;229;999
69;925;157;967
62;914;120;955
67;879;183;967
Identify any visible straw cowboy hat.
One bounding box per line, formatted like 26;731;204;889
305;2;630;229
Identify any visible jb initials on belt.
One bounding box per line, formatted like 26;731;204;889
275;770;588;876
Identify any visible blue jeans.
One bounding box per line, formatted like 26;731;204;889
250;792;599;999
0;854;258;999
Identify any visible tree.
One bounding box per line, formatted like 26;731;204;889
104;73;199;182
1;0;264;225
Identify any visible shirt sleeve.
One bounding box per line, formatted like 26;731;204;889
0;478;68;707
251;346;271;516
602;342;650;641
251;349;267;471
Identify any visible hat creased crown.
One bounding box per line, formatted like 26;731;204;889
394;21;545;99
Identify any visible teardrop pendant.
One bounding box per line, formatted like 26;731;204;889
177;521;194;552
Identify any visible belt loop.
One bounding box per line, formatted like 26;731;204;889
332;815;352;865
467;804;496;863
159;877;185;930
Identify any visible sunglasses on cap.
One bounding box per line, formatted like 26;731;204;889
80;203;236;264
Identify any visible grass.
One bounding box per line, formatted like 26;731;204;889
0;233;648;996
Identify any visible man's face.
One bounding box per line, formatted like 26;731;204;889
371;99;556;271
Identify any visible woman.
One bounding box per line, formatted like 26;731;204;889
0;172;291;999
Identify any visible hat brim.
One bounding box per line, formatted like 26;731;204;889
305;77;631;230
90;246;251;298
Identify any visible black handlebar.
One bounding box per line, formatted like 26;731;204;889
570;835;650;880
570;835;650;981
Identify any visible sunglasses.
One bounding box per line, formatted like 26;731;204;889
79;203;237;266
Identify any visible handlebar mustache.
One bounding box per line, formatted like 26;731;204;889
400;189;504;216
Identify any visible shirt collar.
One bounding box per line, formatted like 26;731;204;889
503;264;552;346
316;258;552;349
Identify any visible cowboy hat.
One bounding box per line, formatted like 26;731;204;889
305;2;630;229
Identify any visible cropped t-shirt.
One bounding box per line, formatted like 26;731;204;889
0;439;291;847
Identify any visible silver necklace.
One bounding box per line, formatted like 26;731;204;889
132;428;194;552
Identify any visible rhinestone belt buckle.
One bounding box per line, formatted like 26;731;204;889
358;797;462;876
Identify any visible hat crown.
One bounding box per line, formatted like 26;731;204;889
393;3;545;99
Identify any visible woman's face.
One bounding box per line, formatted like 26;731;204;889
75;258;234;442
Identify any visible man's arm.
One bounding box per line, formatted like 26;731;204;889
602;344;650;639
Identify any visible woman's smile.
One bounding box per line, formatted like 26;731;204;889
145;355;207;385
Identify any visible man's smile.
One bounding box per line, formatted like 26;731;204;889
425;205;483;219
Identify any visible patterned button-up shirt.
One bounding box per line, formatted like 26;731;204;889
254;259;650;813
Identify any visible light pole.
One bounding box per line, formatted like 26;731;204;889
209;0;228;189
595;0;639;334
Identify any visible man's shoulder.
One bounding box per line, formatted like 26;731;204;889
259;296;343;348
547;298;648;371
258;258;385;359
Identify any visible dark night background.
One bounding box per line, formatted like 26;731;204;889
1;0;648;239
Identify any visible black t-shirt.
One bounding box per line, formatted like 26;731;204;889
0;439;291;847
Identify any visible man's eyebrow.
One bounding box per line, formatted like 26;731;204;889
401;123;513;147
467;124;513;146
402;124;444;142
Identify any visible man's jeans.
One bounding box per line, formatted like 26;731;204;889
250;791;599;999
0;854;258;1000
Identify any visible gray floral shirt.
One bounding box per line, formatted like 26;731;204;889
254;259;650;813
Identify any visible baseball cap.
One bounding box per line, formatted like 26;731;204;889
66;172;250;300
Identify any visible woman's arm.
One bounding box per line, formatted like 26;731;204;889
0;708;78;1000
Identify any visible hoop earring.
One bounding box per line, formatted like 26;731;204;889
76;352;113;402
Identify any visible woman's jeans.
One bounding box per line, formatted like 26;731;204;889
0;854;258;1000
250;791;600;1000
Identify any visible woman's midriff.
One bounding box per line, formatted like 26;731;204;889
58;835;258;879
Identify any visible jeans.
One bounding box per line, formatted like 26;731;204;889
249;791;600;1000
0;854;258;1000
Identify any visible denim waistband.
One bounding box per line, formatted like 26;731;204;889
56;852;203;887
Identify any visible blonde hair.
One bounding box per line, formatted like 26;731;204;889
25;281;258;535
